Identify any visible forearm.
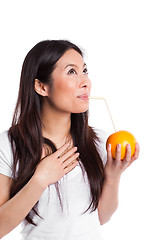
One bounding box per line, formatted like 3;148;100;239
98;177;120;225
0;175;45;238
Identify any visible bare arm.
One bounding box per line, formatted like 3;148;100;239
0;143;79;238
98;143;139;225
98;176;120;224
0;174;45;238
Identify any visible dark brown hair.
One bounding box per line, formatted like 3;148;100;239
8;40;105;225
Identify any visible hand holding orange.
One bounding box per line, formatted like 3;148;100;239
88;97;137;160
106;131;137;159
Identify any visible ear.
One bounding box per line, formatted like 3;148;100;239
34;79;49;97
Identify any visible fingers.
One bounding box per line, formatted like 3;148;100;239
133;143;140;159
64;159;79;174
115;144;131;167
123;143;140;167
123;144;132;166
63;152;80;169
115;144;121;161
108;143;132;164
106;143;112;162
53;142;70;158
56;144;80;169
107;143;122;162
60;146;78;163
131;143;140;162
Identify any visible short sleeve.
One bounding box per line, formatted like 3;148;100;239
94;128;109;167
0;130;13;178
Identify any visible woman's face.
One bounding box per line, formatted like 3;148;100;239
47;49;91;113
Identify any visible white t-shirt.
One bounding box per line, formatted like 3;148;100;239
0;129;108;240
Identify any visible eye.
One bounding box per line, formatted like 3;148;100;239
83;67;88;74
68;68;77;75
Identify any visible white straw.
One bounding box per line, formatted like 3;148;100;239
89;96;116;132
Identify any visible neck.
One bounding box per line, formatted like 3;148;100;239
41;104;71;148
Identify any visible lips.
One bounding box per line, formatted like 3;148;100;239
77;94;89;100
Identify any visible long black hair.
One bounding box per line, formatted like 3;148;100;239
8;40;105;225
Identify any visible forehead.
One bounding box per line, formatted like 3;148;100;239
55;49;84;69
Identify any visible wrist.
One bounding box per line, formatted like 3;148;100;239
104;175;121;185
31;174;48;191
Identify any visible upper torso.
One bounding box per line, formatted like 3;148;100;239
0;128;108;240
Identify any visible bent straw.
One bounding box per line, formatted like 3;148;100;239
89;97;116;133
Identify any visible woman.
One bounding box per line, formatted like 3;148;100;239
0;40;139;239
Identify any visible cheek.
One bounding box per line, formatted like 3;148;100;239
54;78;75;94
51;79;76;107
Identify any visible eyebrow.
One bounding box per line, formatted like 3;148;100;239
64;63;87;69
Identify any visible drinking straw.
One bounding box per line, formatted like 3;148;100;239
89;97;116;132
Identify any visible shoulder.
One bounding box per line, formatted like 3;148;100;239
94;128;108;143
0;130;12;152
0;130;13;177
93;128;109;166
0;130;10;143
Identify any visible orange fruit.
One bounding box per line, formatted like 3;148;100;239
106;130;137;159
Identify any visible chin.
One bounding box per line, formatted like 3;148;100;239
72;106;89;114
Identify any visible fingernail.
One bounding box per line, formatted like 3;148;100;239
117;144;121;150
108;143;111;150
127;144;131;151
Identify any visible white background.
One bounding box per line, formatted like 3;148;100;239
0;0;160;239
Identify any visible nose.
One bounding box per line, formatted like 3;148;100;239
79;75;90;89
81;82;87;88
